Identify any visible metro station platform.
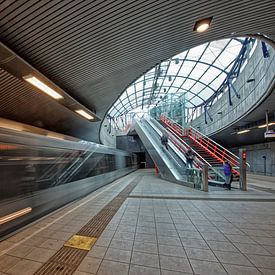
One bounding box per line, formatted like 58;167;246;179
1;170;275;275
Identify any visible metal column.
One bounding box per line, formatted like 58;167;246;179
201;165;208;192
239;149;247;191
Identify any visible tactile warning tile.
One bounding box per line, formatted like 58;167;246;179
35;175;142;275
35;247;87;275
64;235;97;251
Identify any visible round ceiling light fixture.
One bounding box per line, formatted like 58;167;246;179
194;17;213;33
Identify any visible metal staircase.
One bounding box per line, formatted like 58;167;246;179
160;115;241;181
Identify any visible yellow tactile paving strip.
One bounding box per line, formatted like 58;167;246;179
64;235;97;251
34;175;141;275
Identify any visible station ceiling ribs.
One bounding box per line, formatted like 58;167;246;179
0;0;274;142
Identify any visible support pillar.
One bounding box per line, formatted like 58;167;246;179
201;165;208;192
239;148;247;191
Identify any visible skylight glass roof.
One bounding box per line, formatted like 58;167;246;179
107;38;251;119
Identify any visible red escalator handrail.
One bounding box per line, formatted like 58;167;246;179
160;115;240;176
188;129;240;166
160;117;211;168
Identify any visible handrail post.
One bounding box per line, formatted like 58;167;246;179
239;148;247;191
201;165;208;192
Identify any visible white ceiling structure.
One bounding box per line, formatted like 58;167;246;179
0;0;274;142
108;38;254;120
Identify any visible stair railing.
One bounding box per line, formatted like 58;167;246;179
188;125;240;176
159;116;225;180
150;117;208;170
160;115;240;176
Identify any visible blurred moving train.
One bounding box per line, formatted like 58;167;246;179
0;118;138;238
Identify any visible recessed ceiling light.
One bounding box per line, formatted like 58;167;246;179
23;75;63;100
237;129;250;134
193;17;213;33
75;109;94;120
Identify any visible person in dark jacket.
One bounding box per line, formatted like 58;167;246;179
161;133;169;150
185;149;194;168
223;160;232;190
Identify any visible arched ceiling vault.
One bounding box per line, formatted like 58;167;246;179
0;0;274;142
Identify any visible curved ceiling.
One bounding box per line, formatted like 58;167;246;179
107;38;253;119
0;0;274;142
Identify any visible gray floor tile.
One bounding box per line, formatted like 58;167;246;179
181;238;209;249
136;226;156;235
185;247;218;262
177;230;202;239
207;241;238;252
116;225;136;233
39;238;64;250
158;236;181;246
252;237;275;246
157;228;178;237
137;221;156;228
190;259;227;274
100;230;116;239
113;231;135;240
135;233;157;244
24;247;56;263
87;246;107;259
97;260;129;275
159;255;193;273
0;255;21;272
234;243;271;255
200;232;227;241
110;239;134;251
196;225;220;233
78;257;101;274
218;227;245;235
6;245;33;258
259;268;275;275
129;264;160;275
214;251;253;266
158;244;187;258
246;254;275;269
133;241;158;254
263;245;275;256
104;248;131;263
131;251;159;268
223;264;262;275
161;270;192;275
73;271;91;275
0;240;15;251
226;234;257;244
96;237;112;247
6;259;42;275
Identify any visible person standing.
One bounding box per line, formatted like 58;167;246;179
223;160;232;190
161;133;169;150
185;149;194;168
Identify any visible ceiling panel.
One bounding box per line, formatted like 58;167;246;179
0;0;274;142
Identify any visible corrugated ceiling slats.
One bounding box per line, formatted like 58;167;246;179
0;0;274;142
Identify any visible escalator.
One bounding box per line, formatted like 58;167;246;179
134;117;196;187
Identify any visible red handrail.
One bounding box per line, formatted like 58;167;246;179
160;115;240;176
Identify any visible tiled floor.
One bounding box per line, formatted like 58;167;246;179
1;170;275;274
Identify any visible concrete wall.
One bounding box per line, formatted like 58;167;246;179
116;135;154;168
116;135;145;152
231;142;275;176
191;42;275;135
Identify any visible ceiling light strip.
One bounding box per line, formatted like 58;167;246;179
237;129;250;134
75;110;94;120
23;75;63;100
